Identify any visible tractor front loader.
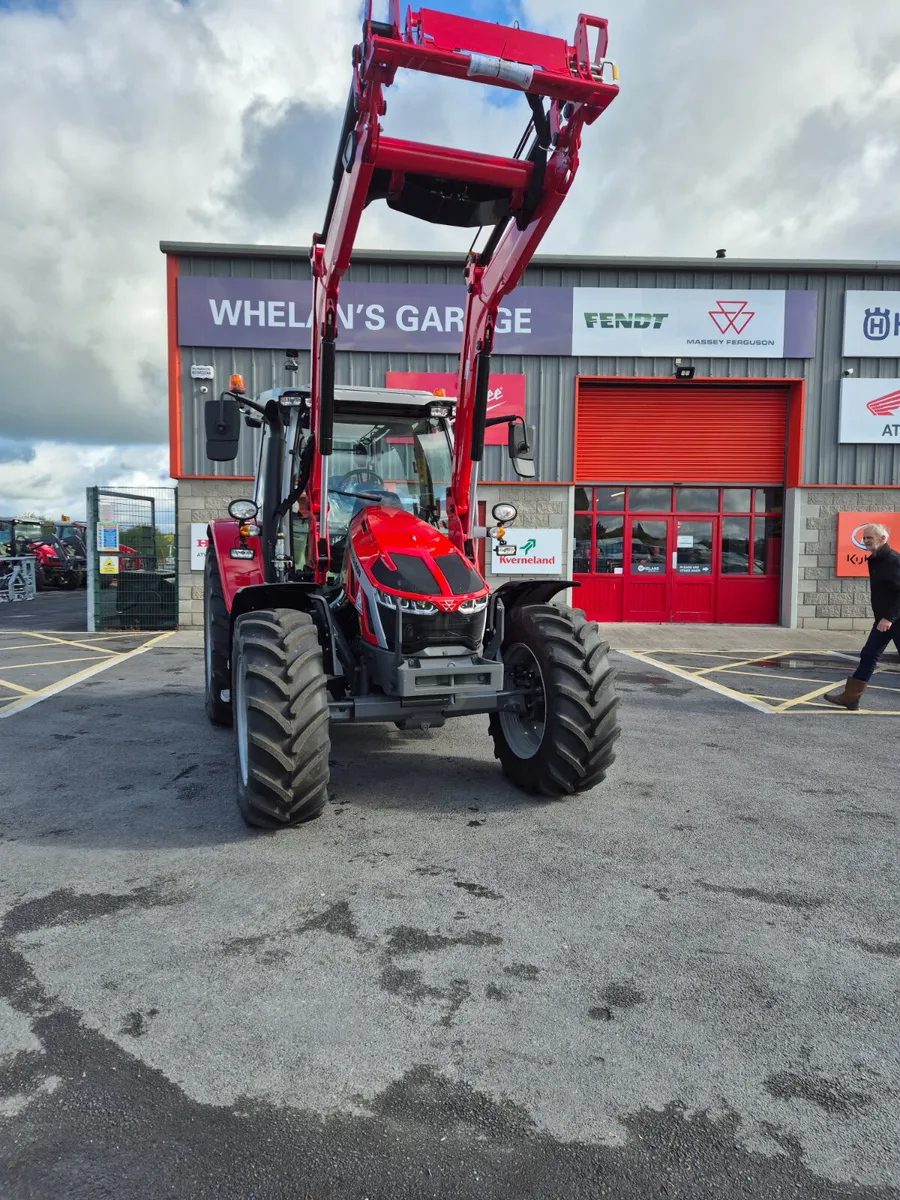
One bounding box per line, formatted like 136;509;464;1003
203;4;622;829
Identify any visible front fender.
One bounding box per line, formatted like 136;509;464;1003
208;519;264;611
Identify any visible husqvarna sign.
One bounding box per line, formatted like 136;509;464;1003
838;378;900;443
843;292;900;356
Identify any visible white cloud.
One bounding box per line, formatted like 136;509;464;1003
0;0;899;512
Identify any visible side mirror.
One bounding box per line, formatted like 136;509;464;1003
205;396;241;461
508;417;536;478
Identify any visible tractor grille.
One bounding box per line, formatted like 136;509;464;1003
379;605;486;655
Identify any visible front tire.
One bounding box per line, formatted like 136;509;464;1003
204;551;232;726
489;603;620;797
232;608;331;829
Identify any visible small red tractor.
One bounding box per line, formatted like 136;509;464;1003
0;519;84;590
203;3;622;828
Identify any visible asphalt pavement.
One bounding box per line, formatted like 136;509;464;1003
1;631;899;1198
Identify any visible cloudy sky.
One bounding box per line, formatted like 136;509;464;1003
1;0;898;517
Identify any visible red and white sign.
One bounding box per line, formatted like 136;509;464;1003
835;511;897;577
839;379;900;443
385;372;525;446
190;523;209;572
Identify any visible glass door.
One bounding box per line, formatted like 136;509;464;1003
672;519;716;622
623;517;672;621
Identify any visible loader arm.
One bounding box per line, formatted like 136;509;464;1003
306;3;619;579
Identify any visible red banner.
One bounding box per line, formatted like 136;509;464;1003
836;511;898;577
385;372;525;446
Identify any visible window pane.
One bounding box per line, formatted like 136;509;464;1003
721;517;750;574
753;515;783;575
574;487;591;511
595;515;624;574
628;487;671;512
675;488;718;513
675;520;713;574
722;488;752;512
631;520;667;574
594;486;625;511
754;488;783;514
573;514;592;572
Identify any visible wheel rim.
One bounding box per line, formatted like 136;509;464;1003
234;646;249;787
499;642;546;759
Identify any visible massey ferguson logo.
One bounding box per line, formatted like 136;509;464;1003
435;598;456;612
865;387;900;417
708;300;755;334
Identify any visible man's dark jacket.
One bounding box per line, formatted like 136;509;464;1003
868;543;900;623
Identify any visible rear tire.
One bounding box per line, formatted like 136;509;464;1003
204;551;232;726
232;608;331;829
489;603;619;797
59;566;83;590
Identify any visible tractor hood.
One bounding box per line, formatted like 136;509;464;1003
348;505;488;609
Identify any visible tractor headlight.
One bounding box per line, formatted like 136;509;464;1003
372;587;437;614
458;595;488;613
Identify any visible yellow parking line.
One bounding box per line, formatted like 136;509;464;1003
616;649;772;713
24;631;124;656
0;632;173;719
0;655;110;671
0;678;37;695
771;682;842;712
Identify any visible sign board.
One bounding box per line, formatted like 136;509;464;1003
190;364;215;380
835;511;897;576
843;292;900;356
97;524;119;552
177;277;818;358
99;555;119;575
571;288;814;358
838;378;900;443
385;371;525;447
491;528;562;575
190;523;209;572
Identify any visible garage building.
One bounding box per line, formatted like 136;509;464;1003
161;241;900;630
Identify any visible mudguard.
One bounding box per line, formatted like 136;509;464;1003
207;519;264;611
484;578;579;659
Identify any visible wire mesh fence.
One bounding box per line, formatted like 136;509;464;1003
86;487;178;631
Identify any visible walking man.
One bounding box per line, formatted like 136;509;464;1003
826;523;900;710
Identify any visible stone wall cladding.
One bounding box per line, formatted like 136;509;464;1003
796;488;900;630
177;479;248;626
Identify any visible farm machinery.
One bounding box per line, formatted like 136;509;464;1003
203;3;622;828
0;519;84;590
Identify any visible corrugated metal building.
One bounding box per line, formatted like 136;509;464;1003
162;241;900;629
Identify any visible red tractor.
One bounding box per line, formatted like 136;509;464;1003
203;4;622;829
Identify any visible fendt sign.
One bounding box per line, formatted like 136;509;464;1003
177;277;818;359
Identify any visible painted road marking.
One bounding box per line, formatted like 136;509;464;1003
619;648;900;716
0;631;174;719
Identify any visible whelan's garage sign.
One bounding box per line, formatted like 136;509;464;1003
836;511;898;577
491;528;562;575
839;379;900;443
177;277;817;359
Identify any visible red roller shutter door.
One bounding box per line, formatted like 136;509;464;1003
575;383;788;484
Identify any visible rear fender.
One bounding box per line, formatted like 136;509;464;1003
484;578;579;659
230;581;343;678
208;519;264;611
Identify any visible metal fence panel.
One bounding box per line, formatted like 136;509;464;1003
86;487;178;631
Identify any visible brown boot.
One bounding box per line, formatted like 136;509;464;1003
824;678;867;710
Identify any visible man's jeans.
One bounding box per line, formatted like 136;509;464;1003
852;619;900;683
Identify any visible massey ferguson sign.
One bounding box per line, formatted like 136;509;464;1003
838;379;900;443
176;277;817;359
572;288;816;358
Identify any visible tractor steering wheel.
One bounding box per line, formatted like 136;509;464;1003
333;468;385;491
